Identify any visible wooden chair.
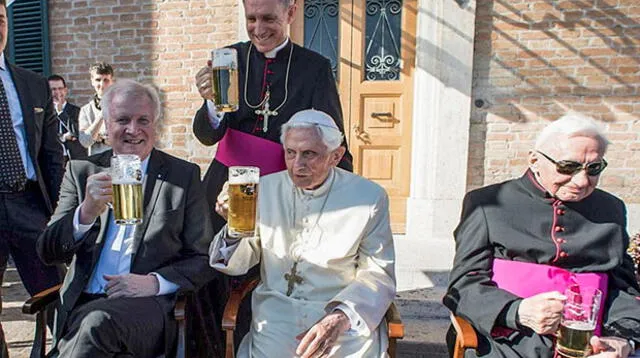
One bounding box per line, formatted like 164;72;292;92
221;278;404;358
22;284;189;358
449;314;478;358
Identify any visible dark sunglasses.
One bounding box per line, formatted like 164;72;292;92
536;151;607;176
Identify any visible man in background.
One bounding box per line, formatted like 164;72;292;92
0;0;64;354
49;74;87;161
78;62;113;156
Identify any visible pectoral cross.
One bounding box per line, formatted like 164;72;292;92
284;261;304;297
254;90;278;132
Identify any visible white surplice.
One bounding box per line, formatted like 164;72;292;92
210;168;396;357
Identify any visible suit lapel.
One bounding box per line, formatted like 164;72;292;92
131;150;167;267
8;65;37;161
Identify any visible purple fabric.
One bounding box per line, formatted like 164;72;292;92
214;128;286;176
492;258;608;335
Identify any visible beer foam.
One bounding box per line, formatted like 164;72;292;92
112;179;142;185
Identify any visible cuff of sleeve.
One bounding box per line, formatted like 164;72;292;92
206;100;224;129
499;299;522;330
73;204;95;241
149;273;180;295
333;303;367;336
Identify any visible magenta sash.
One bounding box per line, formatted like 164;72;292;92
214;128;286;176
492;259;608;335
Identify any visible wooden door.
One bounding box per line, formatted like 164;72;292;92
291;0;416;233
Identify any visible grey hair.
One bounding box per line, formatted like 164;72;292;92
535;112;609;152
280;120;343;152
101;79;162;124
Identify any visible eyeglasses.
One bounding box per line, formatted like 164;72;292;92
536;151;608;176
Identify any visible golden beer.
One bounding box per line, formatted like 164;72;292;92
211;48;239;112
112;183;143;225
556;321;594;357
111;154;143;225
227;166;259;238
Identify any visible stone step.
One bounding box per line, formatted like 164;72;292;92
395;287;449;320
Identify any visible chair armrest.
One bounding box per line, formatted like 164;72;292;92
22;283;62;315
222;278;260;331
386;302;404;339
450;314;478;358
174;292;187;321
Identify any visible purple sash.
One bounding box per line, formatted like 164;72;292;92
492;259;608;336
214;128;286;176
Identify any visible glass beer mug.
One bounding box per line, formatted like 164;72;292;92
227;166;259;238
556;284;603;358
211;47;239;112
111;154;143;225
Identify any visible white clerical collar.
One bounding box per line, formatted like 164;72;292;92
55;102;68;114
264;38;290;59
297;168;335;198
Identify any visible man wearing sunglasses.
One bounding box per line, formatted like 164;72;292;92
444;113;640;358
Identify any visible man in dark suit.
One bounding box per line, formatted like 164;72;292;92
37;79;215;357
48;74;87;161
0;0;64;353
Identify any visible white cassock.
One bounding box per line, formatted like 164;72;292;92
210;168;396;357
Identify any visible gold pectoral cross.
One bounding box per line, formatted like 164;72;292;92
284;262;304;297
254;90;278;132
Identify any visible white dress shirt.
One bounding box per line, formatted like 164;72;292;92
72;156;178;295
0;54;36;180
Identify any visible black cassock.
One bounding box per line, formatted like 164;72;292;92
193;40;353;232
443;170;640;357
191;40;353;357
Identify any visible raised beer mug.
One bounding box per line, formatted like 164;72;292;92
211;47;239;112
111;154;143;225
227;166;259;238
555;284;602;358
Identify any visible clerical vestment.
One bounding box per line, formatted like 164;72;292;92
443;170;640;357
193;40;353;231
210;168;396;357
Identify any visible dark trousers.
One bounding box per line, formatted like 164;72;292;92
0;187;63;351
57;295;172;358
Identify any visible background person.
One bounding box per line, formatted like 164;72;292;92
48;74;87;161
78;62;113;156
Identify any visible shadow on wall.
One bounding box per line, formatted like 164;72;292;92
467;0;639;190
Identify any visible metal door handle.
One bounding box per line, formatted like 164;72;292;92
371;112;393;119
352;125;372;144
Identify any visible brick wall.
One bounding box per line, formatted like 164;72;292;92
469;0;640;202
48;0;239;169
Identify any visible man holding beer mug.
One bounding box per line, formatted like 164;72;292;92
193;0;353;232
444;113;640;358
37;80;215;357
209;109;396;357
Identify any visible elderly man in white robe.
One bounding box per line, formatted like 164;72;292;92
209;109;396;357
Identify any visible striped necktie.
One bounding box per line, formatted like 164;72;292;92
0;77;27;191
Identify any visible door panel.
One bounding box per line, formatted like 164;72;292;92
292;0;415;233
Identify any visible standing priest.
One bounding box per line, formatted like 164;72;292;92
210;109;395;357
193;0;353;232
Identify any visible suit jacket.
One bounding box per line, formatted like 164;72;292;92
58;103;87;160
7;64;64;215
37;149;215;343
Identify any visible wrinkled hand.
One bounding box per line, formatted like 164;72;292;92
104;274;159;298
215;181;229;221
587;336;633;358
79;172;113;224
295;311;351;358
517;291;566;335
195;60;215;101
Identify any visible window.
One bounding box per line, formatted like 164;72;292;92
6;0;50;75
